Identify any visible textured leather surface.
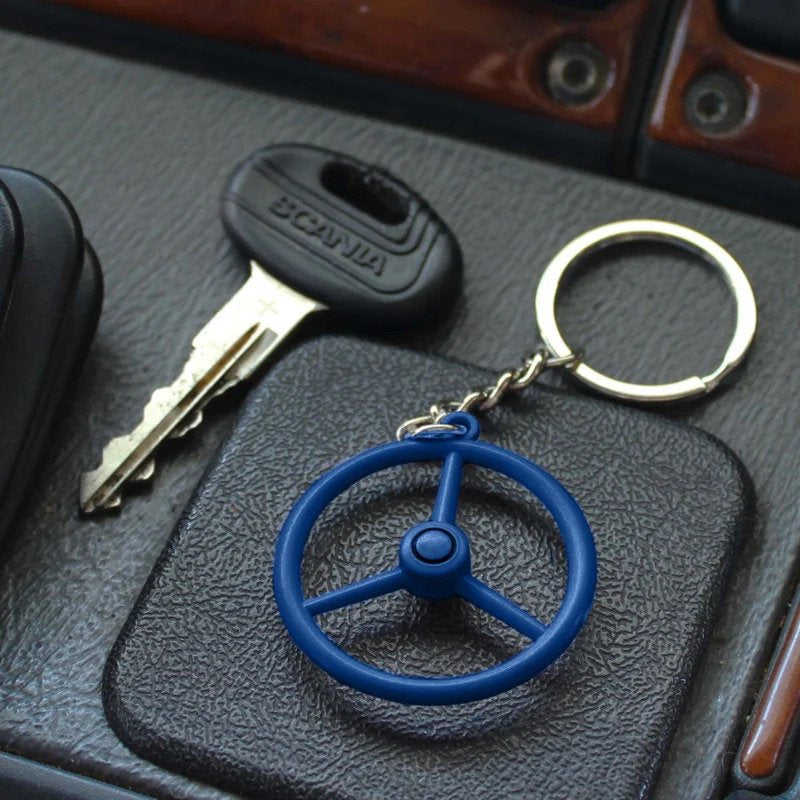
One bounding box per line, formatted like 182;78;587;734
105;335;752;800
0;751;151;800
0;178;21;337
0;25;797;800
0;166;101;545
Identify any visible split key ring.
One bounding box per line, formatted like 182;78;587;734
534;219;757;403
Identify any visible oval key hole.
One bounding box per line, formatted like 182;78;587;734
320;161;409;225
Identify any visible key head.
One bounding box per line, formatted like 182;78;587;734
221;144;462;329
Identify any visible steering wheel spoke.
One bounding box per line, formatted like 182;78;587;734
458;574;547;641
431;452;464;523
303;567;406;616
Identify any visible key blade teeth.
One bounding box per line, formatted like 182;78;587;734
79;480;123;515
102;492;123;511
79;469;103;514
129;458;156;484
76;335;251;515
80;463;127;514
169;409;203;439
79;454;154;514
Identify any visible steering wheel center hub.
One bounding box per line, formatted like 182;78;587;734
399;522;471;599
411;528;455;563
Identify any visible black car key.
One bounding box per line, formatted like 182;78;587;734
80;144;462;512
222;143;461;328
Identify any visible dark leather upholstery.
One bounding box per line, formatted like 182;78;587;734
0;751;150;800
0;167;102;545
0;25;797;800
105;335;753;800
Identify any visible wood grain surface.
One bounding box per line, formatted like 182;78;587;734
49;0;651;132
740;602;800;779
647;0;800;179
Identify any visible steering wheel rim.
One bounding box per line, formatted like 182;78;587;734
273;413;597;705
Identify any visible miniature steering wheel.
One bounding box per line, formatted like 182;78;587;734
273;413;597;705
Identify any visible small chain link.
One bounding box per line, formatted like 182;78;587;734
396;347;578;439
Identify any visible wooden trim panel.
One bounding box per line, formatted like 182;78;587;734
49;0;651;132
739;601;800;779
648;0;800;179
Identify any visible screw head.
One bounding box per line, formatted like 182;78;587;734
684;70;749;136
545;39;611;107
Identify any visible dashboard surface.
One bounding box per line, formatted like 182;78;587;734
0;25;798;800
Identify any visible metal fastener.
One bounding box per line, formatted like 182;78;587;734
684;70;749;136
544;39;611;107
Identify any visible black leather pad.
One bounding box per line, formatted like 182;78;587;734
105;336;753;800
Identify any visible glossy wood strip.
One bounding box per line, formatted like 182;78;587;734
49;0;651;132
648;0;800;179
740;601;800;779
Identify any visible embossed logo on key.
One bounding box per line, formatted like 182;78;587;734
268;194;387;277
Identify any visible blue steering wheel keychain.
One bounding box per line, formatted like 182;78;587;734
274;220;757;706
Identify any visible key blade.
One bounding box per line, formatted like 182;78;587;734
219;261;325;384
79;263;322;514
80;322;262;513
